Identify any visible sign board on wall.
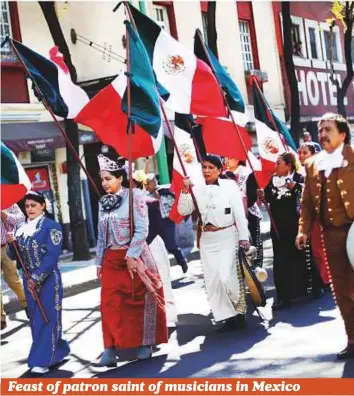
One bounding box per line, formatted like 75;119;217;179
295;67;354;118
25;167;51;191
31;148;55;163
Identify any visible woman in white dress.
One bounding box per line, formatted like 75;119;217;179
178;155;250;331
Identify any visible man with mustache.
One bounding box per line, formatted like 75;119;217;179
296;113;354;360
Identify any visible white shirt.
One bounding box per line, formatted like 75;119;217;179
15;214;44;239
178;179;249;240
315;143;344;177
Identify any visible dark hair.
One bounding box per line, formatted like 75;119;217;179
278;152;297;172
318;112;351;144
132;179;143;190
23;192;50;217
203;155;223;169
107;168;129;188
220;171;236;181
299;142;316;155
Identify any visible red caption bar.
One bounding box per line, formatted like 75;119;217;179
1;378;354;396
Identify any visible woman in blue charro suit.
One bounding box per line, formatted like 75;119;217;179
7;191;70;374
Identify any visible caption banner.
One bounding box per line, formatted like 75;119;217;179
1;378;354;396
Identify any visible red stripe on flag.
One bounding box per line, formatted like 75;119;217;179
196;117;252;160
1;185;28;209
75;85;154;159
254;158;275;188
169;169;185;224
190;60;227;117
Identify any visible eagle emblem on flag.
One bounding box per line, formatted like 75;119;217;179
261;137;279;155
179;142;196;164
163;55;186;75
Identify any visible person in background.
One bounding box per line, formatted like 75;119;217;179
132;170;177;327
260;152;322;310
224;157;263;267
1;204;27;330
296;113;354;360
298;142;330;287
145;174;188;274
95;155;167;366
178;155;250;332
6;192;70;374
303;130;321;153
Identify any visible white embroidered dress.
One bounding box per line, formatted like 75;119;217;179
178;179;249;322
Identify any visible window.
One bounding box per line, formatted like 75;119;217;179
324;30;339;62
1;1;12;53
239;21;254;71
291;24;304;57
153;5;170;34
308;27;318;59
201;12;208;45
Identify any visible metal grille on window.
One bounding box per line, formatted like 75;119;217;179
239;21;254;71
308;27;318;59
324;30;339;62
1;1;12;53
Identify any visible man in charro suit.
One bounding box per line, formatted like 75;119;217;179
296;113;354;360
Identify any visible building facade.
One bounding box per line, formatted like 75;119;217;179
1;1;285;249
272;1;354;140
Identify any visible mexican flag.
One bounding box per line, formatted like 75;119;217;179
11;40;89;119
194;31;245;113
169;113;204;224
75;22;162;159
252;78;297;152
127;3;227;117
195;111;252;161
1;142;31;209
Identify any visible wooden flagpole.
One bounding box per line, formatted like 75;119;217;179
125;21;135;297
121;3;202;222
125;22;134;242
8;37;101;199
194;29;280;239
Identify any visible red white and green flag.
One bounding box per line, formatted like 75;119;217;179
1;142;31;209
75;22;162;159
169;113;204;224
126;3;227;117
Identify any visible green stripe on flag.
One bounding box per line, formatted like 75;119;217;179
1;142;20;185
122;22;161;139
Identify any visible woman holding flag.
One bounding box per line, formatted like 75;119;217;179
178;155;250;331
95;154;167;367
6;191;70;374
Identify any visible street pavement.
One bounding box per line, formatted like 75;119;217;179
1;238;353;379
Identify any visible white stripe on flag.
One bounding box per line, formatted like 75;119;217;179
153;30;196;114
173;125;203;186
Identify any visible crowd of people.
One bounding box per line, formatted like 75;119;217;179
1;112;353;374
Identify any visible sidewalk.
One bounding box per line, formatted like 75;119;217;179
3;209;271;314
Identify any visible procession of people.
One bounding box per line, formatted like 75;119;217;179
1;112;354;376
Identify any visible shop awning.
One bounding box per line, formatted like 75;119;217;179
1;122;97;153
